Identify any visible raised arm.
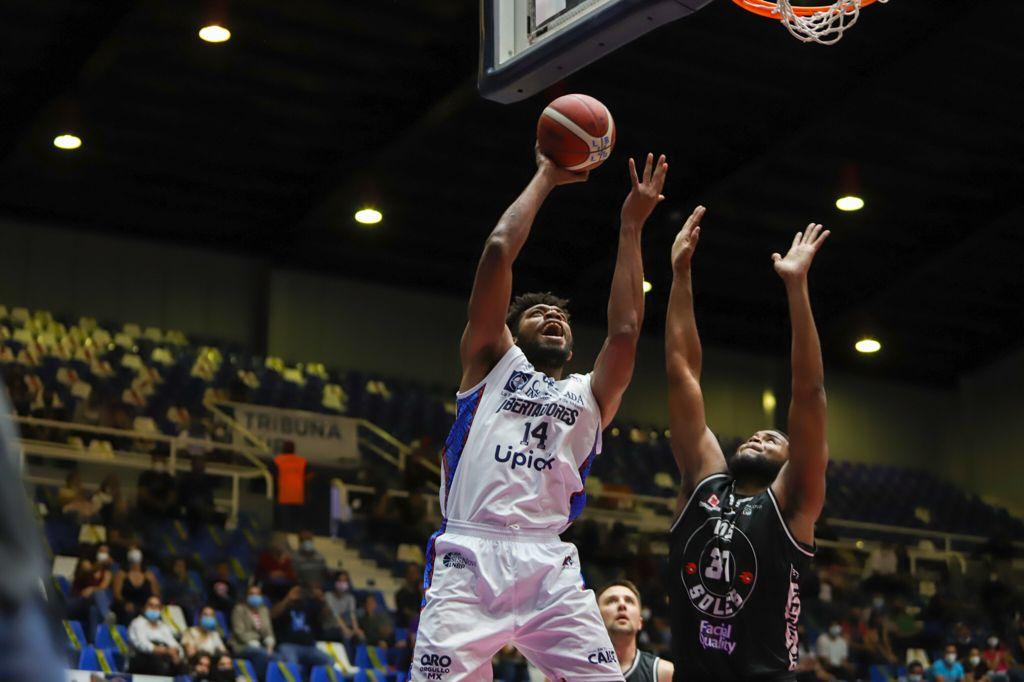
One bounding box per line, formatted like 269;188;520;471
459;146;588;392
770;223;830;545
592;153;668;427
665;206;727;504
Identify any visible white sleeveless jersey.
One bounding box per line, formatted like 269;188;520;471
440;344;604;533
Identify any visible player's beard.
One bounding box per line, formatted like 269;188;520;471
517;336;572;370
727;450;784;488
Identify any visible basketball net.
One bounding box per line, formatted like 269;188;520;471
736;0;889;45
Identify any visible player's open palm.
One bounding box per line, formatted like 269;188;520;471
621;153;668;226
671;205;706;274
772;223;830;282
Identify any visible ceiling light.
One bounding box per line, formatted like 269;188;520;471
53;134;82;150
642;280;652;294
836;195;864;212
355;208;382;225
855;338;881;354
762;389;777;414
199;25;231;43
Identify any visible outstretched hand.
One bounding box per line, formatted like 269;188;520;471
671;205;706;274
772;223;830;283
535;143;589;186
621;153;668;227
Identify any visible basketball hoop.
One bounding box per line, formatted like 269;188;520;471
733;0;888;45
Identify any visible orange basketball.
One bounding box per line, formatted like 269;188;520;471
537;94;616;171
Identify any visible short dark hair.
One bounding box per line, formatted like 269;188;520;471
506;292;570;334
597;579;642;606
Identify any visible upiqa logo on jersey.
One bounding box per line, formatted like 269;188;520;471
681;518;758;618
587;648;618;665
493;445;555;472
418;653;453;680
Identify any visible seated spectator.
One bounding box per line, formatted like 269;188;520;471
293;530;328;587
230;583;276;679
190;653;214;682
66;555;112;624
862;612;899;668
128;595;186;675
113;545;161;623
270;583;332;676
395;563;423;629
136;453;177;523
964;646;989;682
213;652;241;682
207;561;237;614
816;620;856;681
164;557;202;615
906;660;926;682
932;644;966;682
256;536;296;602
182;605;229;658
179;455;218;533
982;635;1013;682
325;570;362;641
58;471;102;521
360;593;394;649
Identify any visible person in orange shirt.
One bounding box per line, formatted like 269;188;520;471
274;440;312;532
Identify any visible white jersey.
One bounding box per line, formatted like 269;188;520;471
440;344;604;533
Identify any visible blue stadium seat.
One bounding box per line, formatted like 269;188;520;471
93;623;130;656
267;660;303;682
54;575;71;597
355;644;388;672
78;645;122;673
310;666;347;682
62;619;88;651
235;657;259;681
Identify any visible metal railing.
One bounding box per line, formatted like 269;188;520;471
14;415;273;525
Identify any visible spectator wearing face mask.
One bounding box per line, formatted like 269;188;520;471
230;584;276;679
128;595;186;675
293;529;328;587
182;605;229;658
214;652;242;682
270;583;333;677
982;635;1013;682
932;644;966;682
963;646;989;682
325;571;362;641
113;546;161;624
816;621;856;681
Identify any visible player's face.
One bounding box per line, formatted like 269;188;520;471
729;430;789;485
515;304;574;368
599;586;642;636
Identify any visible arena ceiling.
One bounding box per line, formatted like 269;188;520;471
0;0;1020;386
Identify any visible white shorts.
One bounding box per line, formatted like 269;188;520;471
411;520;624;682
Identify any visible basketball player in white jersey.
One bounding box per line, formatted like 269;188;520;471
410;146;668;681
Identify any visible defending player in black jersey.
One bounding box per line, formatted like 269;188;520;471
665;207;830;681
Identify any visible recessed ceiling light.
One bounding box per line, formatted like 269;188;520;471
836;195;865;212
199;25;231;43
53;134;82;150
355;208;382;225
642;280;652;294
855;338;881;354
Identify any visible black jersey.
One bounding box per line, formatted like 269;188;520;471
669;473;814;681
624;649;662;682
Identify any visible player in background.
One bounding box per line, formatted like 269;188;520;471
597;580;674;682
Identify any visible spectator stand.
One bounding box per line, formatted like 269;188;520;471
16;414;272;525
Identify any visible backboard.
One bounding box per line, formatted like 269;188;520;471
479;0;714;104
